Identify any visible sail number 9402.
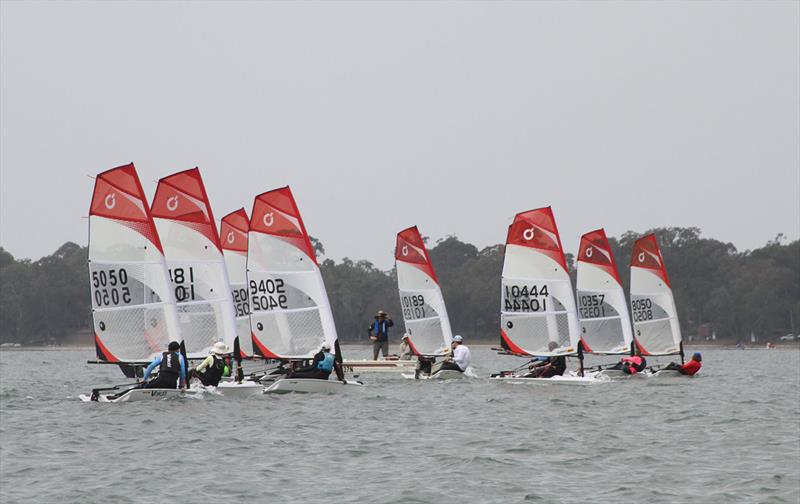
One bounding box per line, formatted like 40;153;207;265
250;279;287;310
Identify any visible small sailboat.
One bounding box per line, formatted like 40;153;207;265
491;208;607;384
247;187;362;393
627;234;687;378
394;226;463;380
80;163;197;402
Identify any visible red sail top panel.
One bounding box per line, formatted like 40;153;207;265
578;228;622;286
631;233;671;287
249;186;317;265
151;168;222;252
220;208;249;253
505;207;568;272
395;226;439;284
89;163;163;253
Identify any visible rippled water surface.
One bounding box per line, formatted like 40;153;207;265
1;346;798;503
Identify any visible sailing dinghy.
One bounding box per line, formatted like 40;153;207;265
80;163;197;402
626;234;686;377
151;169;264;396
247;187;362;393
574;229;639;378
490;208;607;385
394;226;464;380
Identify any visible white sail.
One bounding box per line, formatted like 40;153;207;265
88;163;181;362
629;234;682;355
395;226;453;356
576;228;633;354
247;187;337;359
500;207;580;356
151;168;237;358
220;208;254;357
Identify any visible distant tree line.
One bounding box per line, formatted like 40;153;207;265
0;227;797;345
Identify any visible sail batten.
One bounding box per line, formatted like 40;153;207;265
395;226;453;356
88;163;181;363
220;208;253;357
247;187;336;359
151;168;237;358
576;228;633;355
500;207;580;356
629;234;682;356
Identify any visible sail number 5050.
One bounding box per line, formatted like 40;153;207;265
250;279;287;310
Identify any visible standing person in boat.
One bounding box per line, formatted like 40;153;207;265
662;352;702;375
289;342;344;381
190;341;231;387
399;333;414;360
141;341;186;389
609;348;648;375
524;342;567;378
368;310;394;360
433;335;471;373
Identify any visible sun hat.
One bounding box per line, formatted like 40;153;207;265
321;342;332;351
376;310;387;317
211;342;229;355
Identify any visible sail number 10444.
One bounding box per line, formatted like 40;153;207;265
503;284;549;312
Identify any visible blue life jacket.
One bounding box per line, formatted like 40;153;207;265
317;352;334;372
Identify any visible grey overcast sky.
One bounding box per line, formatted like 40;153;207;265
1;1;798;269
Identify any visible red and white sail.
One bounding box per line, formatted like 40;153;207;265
151;168;237;358
88;163;181;362
247;187;337;359
220;208;253;357
500;207;580;356
629;234;682;355
395;226;453;356
576;229;633;354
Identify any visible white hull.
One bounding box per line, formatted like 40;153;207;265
651;369;695;378
263;378;363;394
341;359;417;373
213;381;265;396
490;371;610;385
79;388;198;403
401;369;465;380
597;368;652;380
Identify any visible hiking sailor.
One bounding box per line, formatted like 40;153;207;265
663;352;702;375
141;341;186;389
191;341;231;387
610;348;648;375
524;342;566;378
289;342;344;380
434;335;471;373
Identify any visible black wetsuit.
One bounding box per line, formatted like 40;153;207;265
193;355;227;386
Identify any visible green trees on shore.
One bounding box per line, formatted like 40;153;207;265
0;228;797;345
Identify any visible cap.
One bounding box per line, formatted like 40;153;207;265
168;341;180;351
453;335;463;343
693;352;702;361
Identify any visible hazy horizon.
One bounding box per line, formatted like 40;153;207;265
2;1;798;269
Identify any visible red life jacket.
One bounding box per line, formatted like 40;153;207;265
681;359;702;376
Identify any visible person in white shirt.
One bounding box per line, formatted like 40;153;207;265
435;335;471;373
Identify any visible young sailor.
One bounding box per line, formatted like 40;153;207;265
289;342;340;380
368;310;394;360
435;335;471;373
191;341;231;387
663;352;702;375
399;334;414;360
142;341;186;389
524;342;566;378
611;348;648;375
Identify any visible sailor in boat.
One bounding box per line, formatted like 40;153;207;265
288;342;343;381
609;348;648;375
399;334;414;360
523;342;566;378
368;310;394;360
140;341;187;389
190;342;231;387
662;352;702;376
431;335;471;374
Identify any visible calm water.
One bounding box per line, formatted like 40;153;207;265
0;346;798;504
